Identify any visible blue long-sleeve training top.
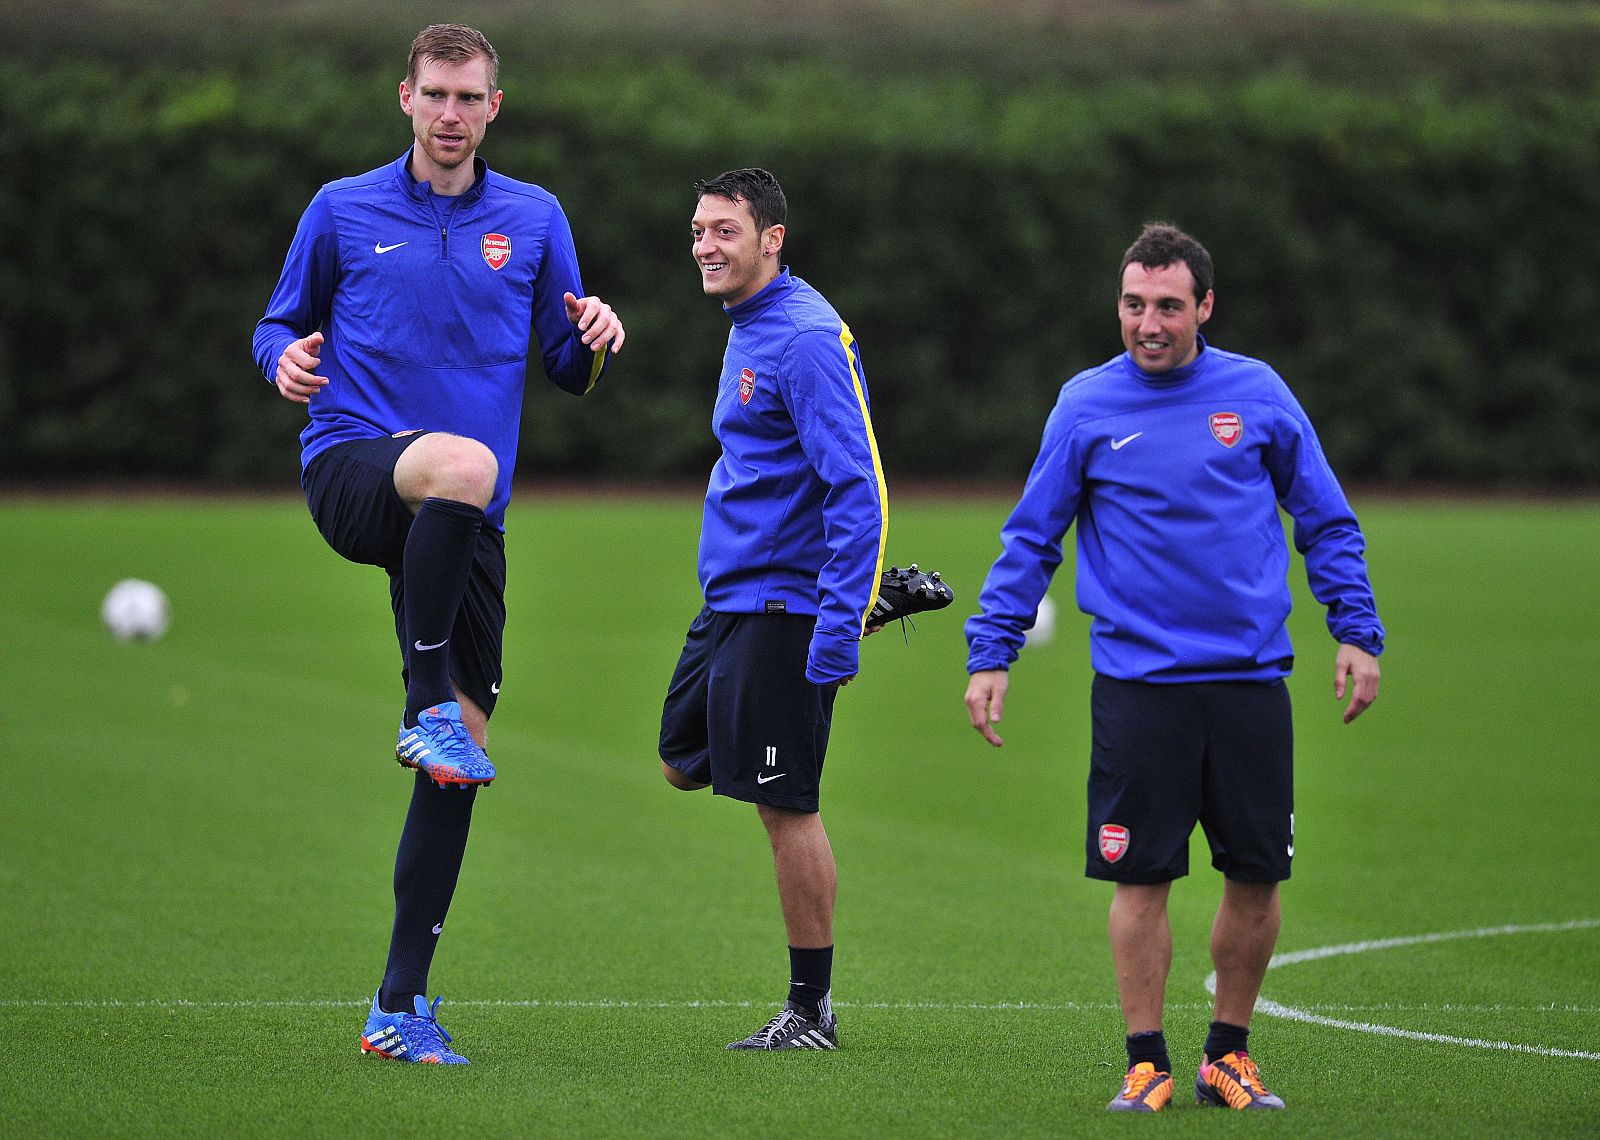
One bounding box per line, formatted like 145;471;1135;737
699;270;889;685
966;339;1384;682
252;150;607;530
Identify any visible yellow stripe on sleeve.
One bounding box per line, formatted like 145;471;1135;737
839;322;889;633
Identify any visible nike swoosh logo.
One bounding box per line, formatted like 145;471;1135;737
1287;845;1295;857
491;681;501;694
375;241;408;254
1110;432;1143;450
413;638;448;652
431;922;444;935
755;772;786;784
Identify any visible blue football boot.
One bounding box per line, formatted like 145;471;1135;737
396;701;495;787
360;991;469;1065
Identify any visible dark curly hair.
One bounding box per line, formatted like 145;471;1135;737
1119;222;1214;303
694;168;788;236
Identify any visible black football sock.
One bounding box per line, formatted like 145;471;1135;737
787;945;834;1018
400;497;483;727
1203;1020;1250;1061
1127;1030;1171;1073
379;771;478;1014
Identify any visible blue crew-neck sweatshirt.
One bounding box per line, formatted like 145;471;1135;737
966;340;1384;682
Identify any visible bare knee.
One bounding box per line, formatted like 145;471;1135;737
1111;881;1172;920
661;760;708;791
1219;879;1280;919
423;436;497;507
395;434;498;511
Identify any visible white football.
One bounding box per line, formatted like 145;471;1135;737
1023;594;1057;648
102;579;170;642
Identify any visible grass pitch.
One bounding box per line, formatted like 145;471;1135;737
3;492;1597;1137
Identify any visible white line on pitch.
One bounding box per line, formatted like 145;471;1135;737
1295;1003;1600;1014
1254;998;1600;1061
1203;918;1600;1062
1268;919;1600;968
5;997;1594;1014
0;997;1146;1012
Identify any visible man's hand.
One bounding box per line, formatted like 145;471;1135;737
964;668;1009;747
1335;643;1380;723
274;332;327;404
565;292;625;354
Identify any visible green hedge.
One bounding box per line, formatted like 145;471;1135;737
4;45;1598;486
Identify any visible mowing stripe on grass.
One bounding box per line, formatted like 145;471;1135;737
1206;918;1600;1061
1;997;1142;1011
4;997;1593;1012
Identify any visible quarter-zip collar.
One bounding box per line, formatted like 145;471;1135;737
392;148;489;206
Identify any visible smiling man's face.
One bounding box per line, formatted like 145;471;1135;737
1119;260;1214;374
691;194;782;307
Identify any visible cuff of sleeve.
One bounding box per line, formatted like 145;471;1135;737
966;643;1019;675
807;629;860;685
260;334;296;383
1337;630;1385;656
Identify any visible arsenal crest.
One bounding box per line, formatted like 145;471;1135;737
1098;823;1130;863
1209;411;1243;448
481;233;510;271
739;368;756;405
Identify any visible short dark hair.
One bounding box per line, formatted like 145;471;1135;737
1118;222;1214;304
408;23;499;91
694;168;788;236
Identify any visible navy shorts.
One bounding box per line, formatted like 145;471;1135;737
301;434;507;717
1086;675;1294;884
658;607;838;812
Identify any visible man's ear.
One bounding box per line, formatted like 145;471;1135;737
763;224;786;258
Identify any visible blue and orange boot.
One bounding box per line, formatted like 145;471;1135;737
1195;1050;1285;1109
396;701;495;788
1107;1061;1173;1112
360;991;469;1064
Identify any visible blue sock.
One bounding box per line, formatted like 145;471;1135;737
787;945;833;1018
379;771;477;1014
1127;1030;1170;1073
401;497;483;728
